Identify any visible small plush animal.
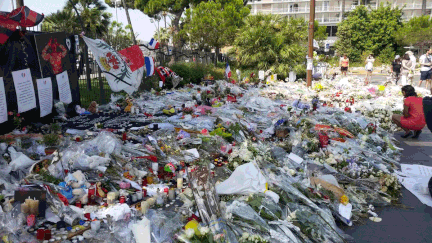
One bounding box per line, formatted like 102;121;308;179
124;99;133;113
88;101;98;114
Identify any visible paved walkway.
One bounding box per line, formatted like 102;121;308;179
339;128;432;242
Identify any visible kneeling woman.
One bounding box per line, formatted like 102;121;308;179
392;85;426;138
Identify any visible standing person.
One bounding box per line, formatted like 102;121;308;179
406;51;416;85
401;54;413;86
365;54;375;85
418;49;432;89
391;55;402;85
392;85;425;138
339;54;349;76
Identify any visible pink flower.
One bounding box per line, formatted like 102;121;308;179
8;111;13;116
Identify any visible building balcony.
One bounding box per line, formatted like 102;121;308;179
257;6;342;14
399;3;432;10
249;0;328;4
319;17;341;24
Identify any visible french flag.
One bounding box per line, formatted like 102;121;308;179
145;56;155;76
225;62;232;78
148;38;160;50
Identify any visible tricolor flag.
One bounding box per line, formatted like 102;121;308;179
225;62;232;79
148;38;160;50
145;56;155;76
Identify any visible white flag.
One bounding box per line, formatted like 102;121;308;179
82;36;141;94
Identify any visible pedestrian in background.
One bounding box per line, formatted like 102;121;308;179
391;55;402;85
401;54;413;86
406;51;416;85
365;54;375;85
340;54;349;76
418;49;432;89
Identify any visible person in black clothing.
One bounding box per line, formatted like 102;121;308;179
423;88;432;133
391;55;402;85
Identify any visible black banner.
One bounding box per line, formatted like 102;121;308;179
0;31;81;134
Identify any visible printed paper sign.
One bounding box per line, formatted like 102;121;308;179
12;69;37;113
0;77;7;123
36;77;53;117
307;58;313;70
258;70;265;80
56;71;72;104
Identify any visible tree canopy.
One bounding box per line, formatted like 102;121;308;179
103;21;135;50
181;0;250;53
232;14;309;78
134;0;207;61
395;16;432;52
43;0;111;38
335;4;403;62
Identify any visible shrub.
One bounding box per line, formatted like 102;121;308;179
170;62;226;85
377;45;395;65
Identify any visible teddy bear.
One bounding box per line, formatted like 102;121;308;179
124;98;133;113
124;163;147;180
64;170;91;204
88;101;98;114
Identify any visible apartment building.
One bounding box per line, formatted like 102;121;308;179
248;0;432;50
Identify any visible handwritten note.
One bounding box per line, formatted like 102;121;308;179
0;77;7;123
36;78;53;117
56;71;72;104
12;69;37;113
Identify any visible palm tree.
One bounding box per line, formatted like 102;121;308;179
65;0;111;37
43;8;80;33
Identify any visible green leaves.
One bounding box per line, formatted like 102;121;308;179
232;14;309;79
103;21;135;51
335;4;403;62
181;0;250;51
44;0;111;38
395;15;432;49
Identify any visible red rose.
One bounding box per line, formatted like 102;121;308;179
8;112;13;116
16;113;20;117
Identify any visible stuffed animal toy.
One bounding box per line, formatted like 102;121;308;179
124;99;133;113
88;101;98;114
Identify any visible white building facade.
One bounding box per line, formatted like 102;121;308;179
248;0;432;49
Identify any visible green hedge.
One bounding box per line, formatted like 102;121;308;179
169;62;225;85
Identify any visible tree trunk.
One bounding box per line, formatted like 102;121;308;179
169;11;183;66
422;0;427;16
121;0;137;45
214;47;220;66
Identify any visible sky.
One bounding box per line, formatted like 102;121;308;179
0;0;167;42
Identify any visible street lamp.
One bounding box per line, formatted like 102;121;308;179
111;0;122;22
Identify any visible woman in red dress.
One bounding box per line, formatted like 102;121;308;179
392;85;426;138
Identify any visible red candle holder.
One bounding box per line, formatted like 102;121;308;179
27;214;36;227
36;229;45;240
44;229;52;240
